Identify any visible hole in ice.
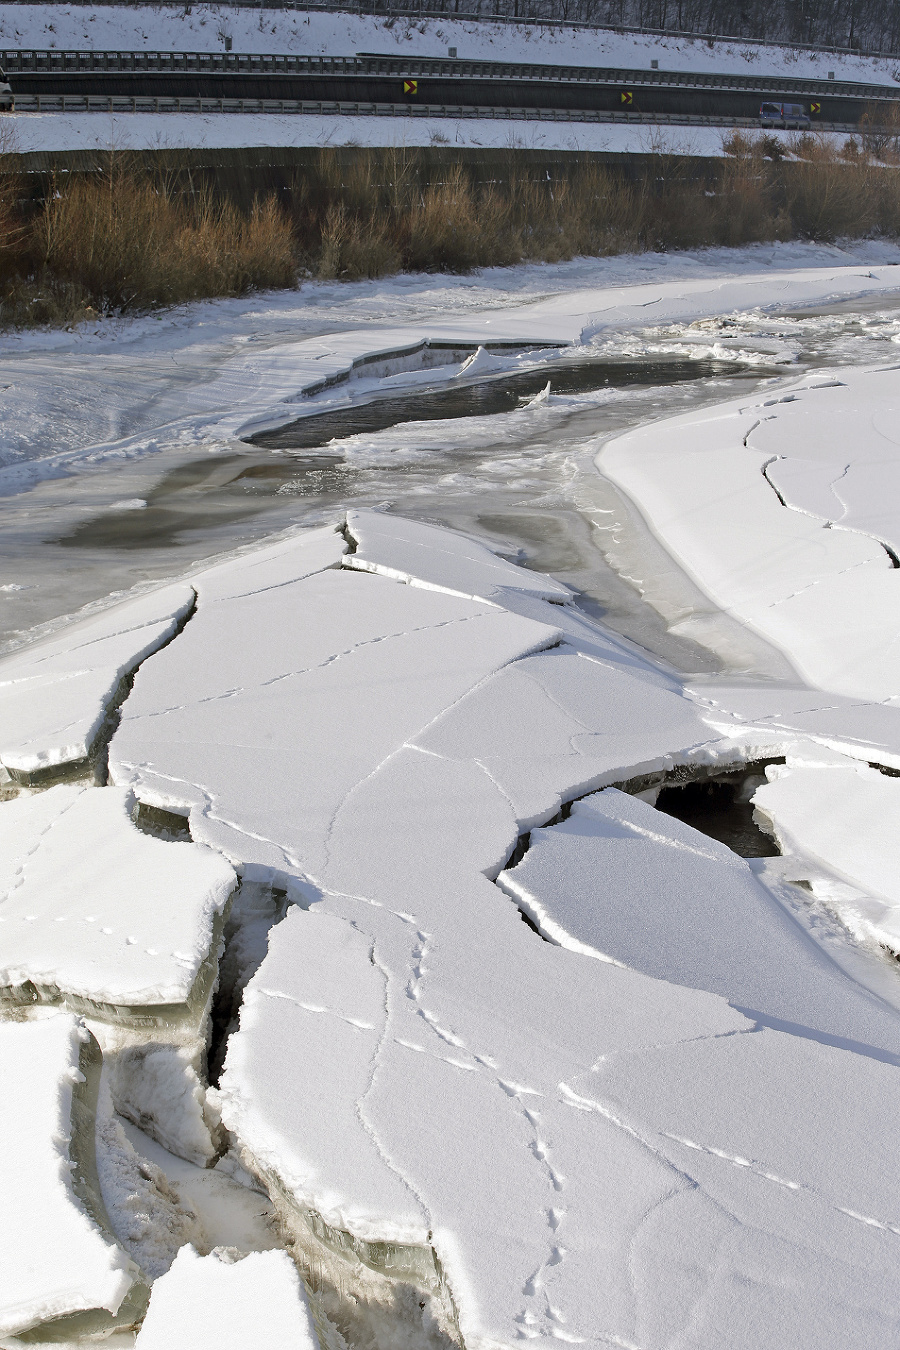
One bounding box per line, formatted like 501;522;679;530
655;762;784;859
248;356;744;451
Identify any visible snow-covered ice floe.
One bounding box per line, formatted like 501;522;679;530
599;363;900;701
6;509;900;1347
0;784;235;1019
754;752;900;954
133;1246;317;1350
0;583;194;779
0;1014;147;1340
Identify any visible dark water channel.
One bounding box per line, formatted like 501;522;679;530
656;768;782;859
56;355;746;554
250;356;739;451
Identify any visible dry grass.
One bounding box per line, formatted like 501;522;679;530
0;138;899;327
0;154;297;326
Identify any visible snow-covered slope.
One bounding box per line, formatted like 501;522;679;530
1;4;898;85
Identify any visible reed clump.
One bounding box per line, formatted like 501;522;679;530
0;154;297;325
0;137;899;327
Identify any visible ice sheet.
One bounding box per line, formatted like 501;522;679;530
0;784;235;1012
134;1246;317;1350
0;1014;144;1340
192;521;347;604
415;645;720;829
497;786;900;1058
685;680;900;769
110;565;561;883
586;1027;900;1346
754;759;900;949
599;368;900;701
30;513;900;1347
0;583;194;775
344;507;571;604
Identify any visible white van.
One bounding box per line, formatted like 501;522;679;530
759;101;810;129
0;72;12;112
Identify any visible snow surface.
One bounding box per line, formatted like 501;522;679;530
1;4;897;86
2;110;806;157
754;756;900;951
497;786;900;1055
133;1246;317;1350
0;581;194;774
0;1014;142;1339
0;784;235;1011
599;364;900;701
82;508;900;1347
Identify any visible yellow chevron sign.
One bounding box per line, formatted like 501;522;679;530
620;90;633;105
810;101;821;113
403;79;418;95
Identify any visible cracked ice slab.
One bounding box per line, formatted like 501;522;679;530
0;582;194;776
685;681;900;770
750;366;900;559
0;785;235;1015
753;758;900;951
110;563;561;883
415;645;719;830
134;1247;318;1350
219;893;752;1349
587;1026;900;1347
497;787;900;1059
343;508;571;605
598;369;900;701
191;520;347;604
99;513;900;1347
0;1014;145;1340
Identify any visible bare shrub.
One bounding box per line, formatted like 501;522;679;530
859;102;900;162
2;138;900;329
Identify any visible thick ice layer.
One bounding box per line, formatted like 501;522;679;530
754;759;900;950
0;784;235;1014
599;368;900;701
498;787;900;1057
134;1246;317;1350
344;508;571;605
0;583;194;776
0;1014;145;1339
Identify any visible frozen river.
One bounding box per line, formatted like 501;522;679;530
5;243;900;1348
5;243;900;682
